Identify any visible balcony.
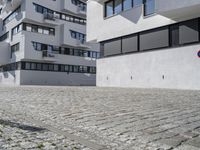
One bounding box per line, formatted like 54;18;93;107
156;0;200;19
76;39;90;48
2;0;21;12
43;12;59;26
77;4;87;16
60;23;89;48
61;0;86;16
42;50;57;62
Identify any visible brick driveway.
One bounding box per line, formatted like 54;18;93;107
0;86;200;150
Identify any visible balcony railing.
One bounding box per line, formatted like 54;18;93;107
44;12;55;21
77;38;86;45
77;4;86;12
42;50;55;58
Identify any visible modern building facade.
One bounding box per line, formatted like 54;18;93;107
0;0;100;86
87;0;200;90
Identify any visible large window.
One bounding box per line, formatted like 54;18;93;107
170;19;199;46
179;19;199;45
122;35;138;53
140;27;169;51
103;38;121;56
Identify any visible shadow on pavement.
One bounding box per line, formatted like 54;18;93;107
0;119;46;132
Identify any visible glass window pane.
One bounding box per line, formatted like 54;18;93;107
65;65;69;71
179;19;199;44
38;27;43;34
25;63;31;70
144;0;155;16
114;0;122;14
31;63;36;70
36;63;42;70
32;25;38;33
123;0;132;11
133;0;143;6
49;64;54;71
74;66;78;72
26;24;32;32
43;28;49;35
42;64;48;71
37;43;42;51
106;1;114;17
54;65;59;71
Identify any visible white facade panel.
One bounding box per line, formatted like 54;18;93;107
97;44;200;90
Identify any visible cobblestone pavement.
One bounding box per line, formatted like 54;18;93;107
0;86;200;150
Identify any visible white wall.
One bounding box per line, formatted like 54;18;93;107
97;44;200;90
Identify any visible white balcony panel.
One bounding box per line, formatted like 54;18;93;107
43;13;60;26
3;0;21;12
61;0;86;16
156;0;200;19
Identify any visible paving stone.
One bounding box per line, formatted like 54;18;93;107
156;135;188;148
0;86;200;149
174;144;200;150
185;137;200;148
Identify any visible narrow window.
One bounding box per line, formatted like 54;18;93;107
105;1;114;17
114;0;122;14
144;0;155;16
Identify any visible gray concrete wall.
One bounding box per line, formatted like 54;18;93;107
20;70;96;86
97;44;200;90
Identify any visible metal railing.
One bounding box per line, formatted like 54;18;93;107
42;50;55;58
44;12;55;21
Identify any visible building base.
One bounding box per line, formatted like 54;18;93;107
97;44;200;90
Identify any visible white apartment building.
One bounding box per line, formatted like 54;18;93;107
87;0;200;90
0;0;100;86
